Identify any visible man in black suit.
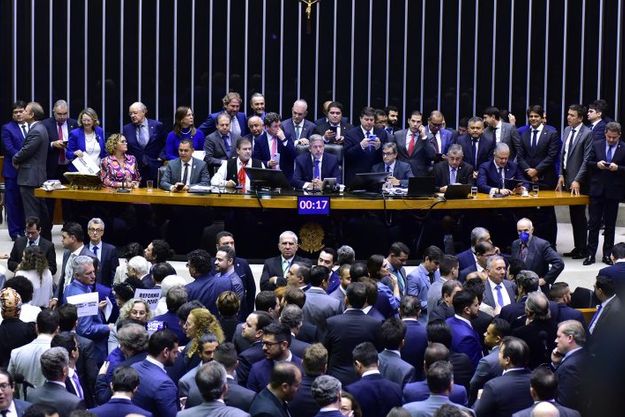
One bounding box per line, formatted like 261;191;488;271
260;231;306;291
324;282;382;385
8;216;57;276
122;101;165;184
426;320;474;390
371;142;415;187
13;101;52;240
483;106;521;160
511;367;582;417
512;292;557;369
249;362;302;417
598;243;625;296
85;218;118;288
288;343;327;417
587;99;608;142
456;117;496;179
399;295;428;379
314;101;352;145
41;99;78;181
253;112;297;180
473;336;533;417
50;331;94;407
213;343;256;412
389;111;436;176
469;317;509;405
551;320;588;414
159;139;211;192
584;121;625;265
236;311;274;388
548;283;586;326
282;99;317;144
344;107;388;185
433;144;474;192
203;113;239;173
291;134;341;190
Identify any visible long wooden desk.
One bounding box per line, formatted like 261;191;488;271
35;188;588;210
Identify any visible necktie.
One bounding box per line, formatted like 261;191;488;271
21;124;28;137
238;160;248;186
471;138;479;166
295;125;301;140
182;163;190;185
564;129;577;168
71;372;84;399
271;137;278;158
28;240;35;246
499;167;505;189
65;253;77;284
431;132;440;153
58;123;67;163
493;127;499;142
407;132;416;156
531;129;539;149
386;127;393;135
450;167;457;184
386;165;391;173
137;124;147;147
1;410;8;417
606;145;614;163
495;284;504;307
520;243;528;262
313;159;321;179
282;259;290;275
395;268;405;294
428;271;435;284
223;135;231;156
589;304;603;334
92;245;99;258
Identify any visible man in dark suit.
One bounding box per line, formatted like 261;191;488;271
245;116;265;154
159;140;210;191
85;218;118;288
177;333;220;408
477;143;528;195
8;216;57;276
122;102;165;184
131;330;180;417
210;136;264;191
433;144;474;192
512;292;557;369
588;275;621;348
0;369;31;417
371;142;414;187
344;107;389;185
584;122;625;265
482;256;516;310
203;113;239;173
324;282;382;385
314;101;352;145
557;104;593;259
1;100;28;240
469;318;509;405
249;362;302;417
456;228;492;272
498;271;548;327
260;231;306;291
473;336;533;417
378;318;416;387
399;295;428;379
212;343;256;412
28;347;85;417
425;111;457;161
598;243;625;295
511;367;581;417
292;135;341;190
344;342;402;417
302;266;342;334
483;106;522;160
551;320;588;414
309;375;344;417
89;366;152;417
511;218;564;287
237;311;274;389
41;99;79;181
548;283;587;326
445;290;483;369
54;222;96;307
389;111;436;176
587;100;608;142
252;112;297;180
287;342;326;417
198;92;248;137
283;99;317;143
456;117;496;179
12;101;52;241
426;320;474;390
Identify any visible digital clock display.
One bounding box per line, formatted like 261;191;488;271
297;196;330;215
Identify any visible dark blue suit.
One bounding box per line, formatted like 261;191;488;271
345;373;402;417
131;360;178;417
282;118;316;141
246;355;302;393
291;152;341;188
1;120;26;237
66;127;107;166
446;316;482;369
312;410;344;417
344;126;388;185
13;399;31;417
477;160;528;194
400;319;428;380
42;117;80;179
151;311;188;346
517;125;561;189
473;368;533;417
553;348;588;412
185;273;235;317
198;111;248;137
90;397;153;417
457;249;476;272
371;160;414;187
122;119;165;183
456;134;495;172
589;119;607;142
252;131;297;180
88;241;119;288
236;342;264;388
289;374;320;417
403;379;468;406
426;127;456;157
249;387;291;417
598;262;625;295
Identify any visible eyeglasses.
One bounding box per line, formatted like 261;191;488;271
88;228;104;233
262;340;282;347
0;383;12;390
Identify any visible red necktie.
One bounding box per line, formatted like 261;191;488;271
238;161;248;186
58;123;66;163
407;132;416;156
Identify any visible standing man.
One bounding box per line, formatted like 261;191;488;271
1;101;28;240
42;99;78;181
584;122;625;265
426;110;456;162
586;100;608;142
314;101;352;145
384;106;400;135
386;242;410;297
446;290;483;369
86;218;119;288
213;246;245;305
245;116;265;153
249;93;266;119
282;99;316;143
122;102;165;184
260;231;305;291
159;140;211;192
292;135;341;190
344;107;389;185
483;106;522;160
557;104;593;259
198;92;248;137
204;113;239;173
551;320;588;413
12;102;51;240
249;362;302;417
185;249;237;317
456;117;496;179
482;256;516;311
253;112;297;180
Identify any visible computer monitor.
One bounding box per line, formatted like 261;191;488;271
245;167;293;191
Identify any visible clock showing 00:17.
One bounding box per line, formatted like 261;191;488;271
297;195;330;215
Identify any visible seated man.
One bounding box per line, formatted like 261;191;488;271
211;136;264;189
433;144;474;193
291;134;341;190
372;142;414;187
477;142;528;196
159;139;210;192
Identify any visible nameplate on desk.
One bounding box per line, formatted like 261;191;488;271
298;195;330;215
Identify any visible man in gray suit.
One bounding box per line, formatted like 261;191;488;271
177;361;250;417
12;101;51;240
557;104;593;259
178;333;220;408
160;139;211;191
403;361;475;417
482;256;516;310
372;142;415;187
483;106;521;161
302;266;342;334
204;113;239;173
27;347;85;417
378;318;416;387
469;318;509;405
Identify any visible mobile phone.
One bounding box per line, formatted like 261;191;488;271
328;126;338;133
175;183;185;191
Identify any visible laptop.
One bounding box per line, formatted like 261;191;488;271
444;184;472;200
407;176;436;198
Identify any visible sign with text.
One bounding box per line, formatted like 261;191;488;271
134;288;162;311
66;292;99;317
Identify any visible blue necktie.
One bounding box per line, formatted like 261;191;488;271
495;284;504;307
499;167;505;189
223;135;231;156
313;159;320;179
386;165;391;173
606;145;614;163
589;304;603;333
450;168;457;184
471;139;479;166
531;129;539;149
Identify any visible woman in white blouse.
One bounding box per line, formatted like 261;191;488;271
66;107;107;168
14;246;53;308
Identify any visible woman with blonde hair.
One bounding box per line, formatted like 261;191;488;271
67;107;107;167
100;133;141;188
108;298;153;353
15;246;53;308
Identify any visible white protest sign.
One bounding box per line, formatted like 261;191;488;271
134;288;162;311
66;292;100;317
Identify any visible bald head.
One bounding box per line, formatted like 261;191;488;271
531;401;560;417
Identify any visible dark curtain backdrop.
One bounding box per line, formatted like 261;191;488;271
1;0;623;134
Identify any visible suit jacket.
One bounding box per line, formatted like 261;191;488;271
325;310;382;385
457;249;476;272
0;318;36;368
345;373;403;417
185;273;235;317
433;161;474;190
553;348;588;412
517;125;561;188
198;111;248;137
511;235;564;285
390;129;436;176
159;157;210;190
1;121;27;178
598;262;625;296
177;400;250;417
512;401;581;417
13;121;49;187
178;364;204;409
282;118;316;141
41;117;79;179
223;378;256;412
131;359;179;417
589;296;621;346
259;255;306;291
477;160;528;193
400;319;428;380
469;346;502;405
28;381;85;417
378;349;416;387
288;374;320;417
89;397;153;417
56;245;97;301
403;380;468;406
371;159;415;187
344;126;389;185
404;394;475;417
8;334;52;388
87;241;119;287
249;387;290;417
75;333;99;408
204;131;240;169
65;126;107;164
559;124;593;191
426;127;457;158
252;131;297;180
302;287;342;333
473;368;533;417
122;119;166;182
247;355;302;393
482;279;516;309
456;134;496;172
513;319;557;369
8;236;57;275
485;121;522;160
12;399;32;417
589;119;608;142
237;342;265;389
314;120;353;144
446;316;483;370
291;152;341;188
586;139;625;198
